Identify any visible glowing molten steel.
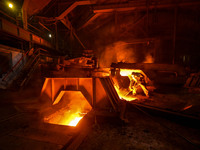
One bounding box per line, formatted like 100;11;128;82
120;69;143;76
63;112;83;127
113;69;149;101
114;84;137;101
44;109;87;127
44;91;92;127
68;116;83;126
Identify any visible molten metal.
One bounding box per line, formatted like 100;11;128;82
43;91;92;127
113;69;149;101
63;112;83;127
44;109;86;127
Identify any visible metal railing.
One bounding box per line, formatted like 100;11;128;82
0;10;46;37
2;50;29;82
2;48;41;84
19;53;40;87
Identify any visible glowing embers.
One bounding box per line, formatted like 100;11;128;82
44;91;92;127
113;69;150;101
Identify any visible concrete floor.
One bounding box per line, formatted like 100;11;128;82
0;70;200;150
1;87;200;150
0;86;86;150
78;105;200;150
0;69;74;150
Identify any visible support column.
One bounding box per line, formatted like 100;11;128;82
52;79;55;102
172;7;177;64
22;0;30;30
92;78;96;109
55;21;59;51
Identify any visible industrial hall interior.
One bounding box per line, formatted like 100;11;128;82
0;0;200;150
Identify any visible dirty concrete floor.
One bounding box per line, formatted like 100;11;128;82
0;73;200;150
78;105;200;150
0;88;200;150
0;88;79;150
133;86;200;117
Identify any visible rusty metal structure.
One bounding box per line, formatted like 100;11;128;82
0;0;200;149
40;77;120;117
111;62;187;85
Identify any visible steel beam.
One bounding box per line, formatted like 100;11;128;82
54;1;97;50
57;1;95;20
79;13;102;30
22;0;30;30
125;38;155;44
61;18;86;49
94;4;136;13
39;22;51;31
56;1;96;49
93;1;200;13
0;18;53;48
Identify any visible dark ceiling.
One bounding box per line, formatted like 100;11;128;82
1;0;200;68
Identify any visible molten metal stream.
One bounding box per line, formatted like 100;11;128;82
114;69;149;101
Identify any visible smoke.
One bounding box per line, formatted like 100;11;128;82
97;41;155;67
143;54;154;63
98;41;136;67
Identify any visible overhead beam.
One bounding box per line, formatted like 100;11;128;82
79;13;102;30
125;38;156;44
93;1;200;13
94;4;136;13
39;22;51;31
57;1;95;20
60;17;71;29
56;1;95;49
61;18;86;49
0;18;53;48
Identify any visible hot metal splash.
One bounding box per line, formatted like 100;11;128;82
112;69;150;101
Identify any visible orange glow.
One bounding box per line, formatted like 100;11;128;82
113;69;149;101
182;105;192;111
120;69;143;76
44;91;92;127
61;111;84;127
67;114;83;126
114;84;137;101
44;109;85;127
143;54;154;63
99;41;136;67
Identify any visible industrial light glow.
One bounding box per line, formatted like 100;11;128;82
49;34;52;38
8;3;13;8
